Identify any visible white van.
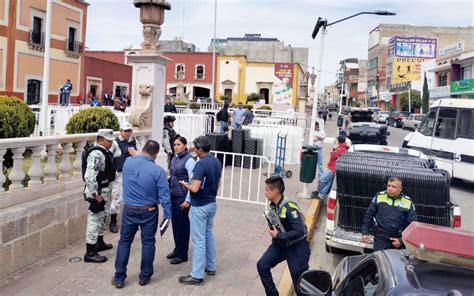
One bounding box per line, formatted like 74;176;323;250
403;99;474;182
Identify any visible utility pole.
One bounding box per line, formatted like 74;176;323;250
39;0;52;136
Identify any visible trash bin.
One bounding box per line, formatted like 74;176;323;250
337;115;344;127
300;145;318;183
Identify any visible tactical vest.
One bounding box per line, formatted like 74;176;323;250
273;197;308;246
114;137;137;172
81;146;116;192
164;125;177;152
169;151;193;197
375;191;412;210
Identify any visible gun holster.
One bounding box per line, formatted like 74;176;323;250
88;199;105;214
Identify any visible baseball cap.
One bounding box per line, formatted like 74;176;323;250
98;129;115;141
120;122;133;131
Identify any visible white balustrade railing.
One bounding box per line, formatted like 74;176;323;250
0;130;152;194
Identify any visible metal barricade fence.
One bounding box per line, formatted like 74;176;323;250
165;112;215;146
210;151;271;207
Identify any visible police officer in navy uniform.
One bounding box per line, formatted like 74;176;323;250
257;176;310;296
362;176;417;251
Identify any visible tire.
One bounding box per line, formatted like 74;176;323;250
285;170;293;178
414;124;418;131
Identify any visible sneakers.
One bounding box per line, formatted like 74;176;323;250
179;275;203;286
205;269;216;276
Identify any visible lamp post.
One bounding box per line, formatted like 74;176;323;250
210;0;217;108
39;0;52;136
308;10;396;144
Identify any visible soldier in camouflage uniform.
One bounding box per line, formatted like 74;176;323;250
83;129;116;263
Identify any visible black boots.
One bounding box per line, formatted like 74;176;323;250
109;214;119;233
84;243;107;263
96;235;113;252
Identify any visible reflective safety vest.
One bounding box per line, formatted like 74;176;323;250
375;191;413;210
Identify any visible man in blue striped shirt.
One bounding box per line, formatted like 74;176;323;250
112;140;171;288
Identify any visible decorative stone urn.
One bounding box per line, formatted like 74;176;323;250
133;0;171;52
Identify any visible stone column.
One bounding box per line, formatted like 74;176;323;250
44;144;58;183
28;145;44;186
9;147;26;190
59;143;73;179
73;142;87;176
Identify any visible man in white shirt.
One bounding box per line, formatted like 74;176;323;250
313;122;326;178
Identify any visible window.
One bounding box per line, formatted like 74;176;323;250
32;16;42;44
420;109;436;136
368;58;378;69
175;64;185;80
115;86;127;98
196;65;204;80
342;260;380;296
461;65;472;80
457;109;474;139
68;27;76;51
435;108;457;139
439;73;448;86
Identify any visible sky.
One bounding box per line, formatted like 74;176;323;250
86;0;473;88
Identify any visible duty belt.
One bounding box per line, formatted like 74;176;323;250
124;204;158;212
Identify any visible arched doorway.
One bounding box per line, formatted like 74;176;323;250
26;79;41;105
259;88;270;104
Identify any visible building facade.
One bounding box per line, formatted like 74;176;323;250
0;0;88;104
367;24;473;110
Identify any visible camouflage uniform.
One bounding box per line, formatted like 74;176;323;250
84;145;113;244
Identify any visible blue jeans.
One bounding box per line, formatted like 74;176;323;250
316;149;324;178
317;170;335;199
220;121;228;133
190;202;217;279
114;207;158;283
233;122;242;129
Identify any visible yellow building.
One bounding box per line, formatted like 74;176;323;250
216;55;305;107
0;0;88;104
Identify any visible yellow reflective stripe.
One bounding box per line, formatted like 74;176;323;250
376;193;391;205
280;206;287;218
287;202;301;212
395;197;412;210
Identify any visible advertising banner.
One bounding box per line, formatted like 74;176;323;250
389;36;437;59
392;57;425;84
273;63;293;104
451;79;474;95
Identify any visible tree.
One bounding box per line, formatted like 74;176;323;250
399;90;421;112
422;72;430;114
246;92;263;103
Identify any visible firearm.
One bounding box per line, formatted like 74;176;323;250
264;210;286;234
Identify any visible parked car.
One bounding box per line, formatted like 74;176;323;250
387;111;411;128
402;114;425;130
374;111;391;123
348;108;373;123
298;222;474;296
329;103;339;112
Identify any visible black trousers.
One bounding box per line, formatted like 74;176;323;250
257;239;310;296
373;228;401;251
170;196;190;260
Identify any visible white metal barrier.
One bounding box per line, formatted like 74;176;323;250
210;151;271;206
165;112;215;146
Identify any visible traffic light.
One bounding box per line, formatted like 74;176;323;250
311;17;327;39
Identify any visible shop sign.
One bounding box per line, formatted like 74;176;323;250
439;41;464;58
429;86;450;99
379;92;390;102
450;79;474;95
388;81;411;93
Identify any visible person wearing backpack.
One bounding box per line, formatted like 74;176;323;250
216;102;229;133
82;129;117;263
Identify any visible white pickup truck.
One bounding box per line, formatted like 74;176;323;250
325;144;462;254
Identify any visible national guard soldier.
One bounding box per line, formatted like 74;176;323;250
109;122;140;233
82;129;116;263
362;176;417;251
163;115;178;168
257;176;310;296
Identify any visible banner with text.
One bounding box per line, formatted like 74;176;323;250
273;63;293;105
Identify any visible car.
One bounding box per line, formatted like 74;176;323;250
402;114;425;131
387;111;410;128
348;108;373;123
374;111;391;124
298;222;474;296
329;103;339;112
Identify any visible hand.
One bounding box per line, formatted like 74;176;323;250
180;201;190;209
268;227;279;239
128;147;138;156
95;195;103;203
390;238;401;248
179;181;188;188
362;235;369;244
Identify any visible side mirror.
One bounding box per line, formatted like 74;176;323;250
297;270;332;295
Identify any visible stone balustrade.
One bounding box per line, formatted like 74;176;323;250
0;129;152;198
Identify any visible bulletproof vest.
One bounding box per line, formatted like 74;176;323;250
81;146;116;191
164;125;177;152
114;137;137;172
273;197;308;245
169;151;193;197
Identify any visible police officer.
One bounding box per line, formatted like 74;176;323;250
109;122;141;233
362;176;417;251
163;115;177;168
257;176;310;296
83;129;116;263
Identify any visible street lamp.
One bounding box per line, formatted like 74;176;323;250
308;10;396;145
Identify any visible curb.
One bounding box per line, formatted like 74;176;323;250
277;198;323;295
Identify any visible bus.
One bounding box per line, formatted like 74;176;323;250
403;98;474;182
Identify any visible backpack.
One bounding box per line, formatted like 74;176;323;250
216;109;223;122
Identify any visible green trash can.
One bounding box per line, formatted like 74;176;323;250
300;145;318;183
337;115;344;127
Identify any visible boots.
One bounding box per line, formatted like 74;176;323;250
95;235;113;252
109;214;119;233
84;243;107;263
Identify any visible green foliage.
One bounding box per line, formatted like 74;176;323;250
174;100;187;106
246;92;263;103
189;102;201;110
257;105;272;110
399;90;421;111
0;96;35;139
220;95;231;103
422;73;430;114
65;107;119;134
